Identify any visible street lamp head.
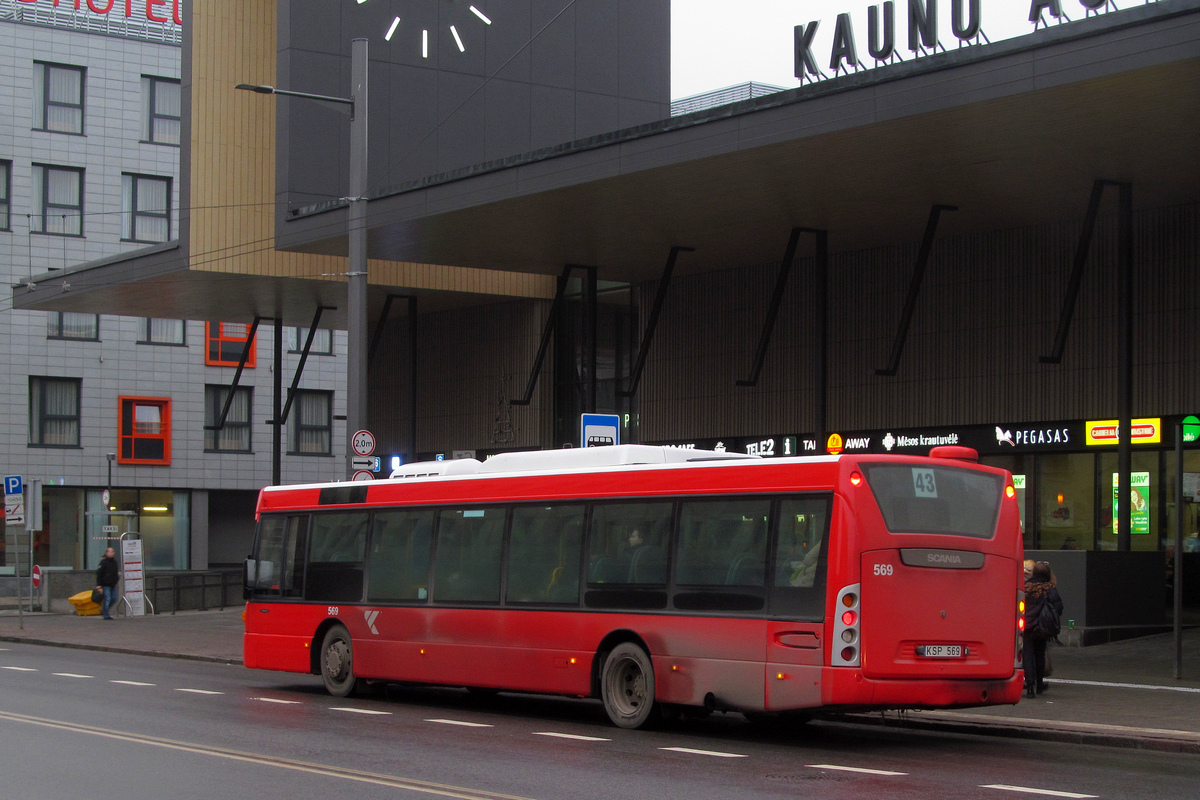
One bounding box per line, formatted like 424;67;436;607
235;83;275;94
106;452;116;463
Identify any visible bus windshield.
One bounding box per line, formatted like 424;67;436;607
861;463;1003;539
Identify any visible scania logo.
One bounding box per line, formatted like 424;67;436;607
927;553;962;564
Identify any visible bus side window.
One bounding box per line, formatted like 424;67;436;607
433;506;505;603
250;514;308;599
587;501;672;587
507;505;585;604
306;512;369;603
771;496;832;619
367;509;434;602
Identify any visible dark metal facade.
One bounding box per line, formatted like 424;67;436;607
636;201;1199;443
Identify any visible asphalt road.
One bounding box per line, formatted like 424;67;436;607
2;642;1198;800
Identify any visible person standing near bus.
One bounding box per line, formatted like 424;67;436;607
1023;561;1063;698
96;546;120;620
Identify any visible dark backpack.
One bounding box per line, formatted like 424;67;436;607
1028;597;1061;640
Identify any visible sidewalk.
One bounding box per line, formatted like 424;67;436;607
2;608;1199;752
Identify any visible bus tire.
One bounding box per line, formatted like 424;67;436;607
601;643;657;729
320;624;358;697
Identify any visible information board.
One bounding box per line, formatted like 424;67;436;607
121;538;146;616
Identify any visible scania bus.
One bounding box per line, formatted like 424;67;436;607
243;444;1024;728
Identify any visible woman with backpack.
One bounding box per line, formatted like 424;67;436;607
1023;560;1064;698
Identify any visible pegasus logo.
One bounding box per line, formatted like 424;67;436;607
996;427;1015;446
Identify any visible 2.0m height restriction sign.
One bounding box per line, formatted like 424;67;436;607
351;430;376;457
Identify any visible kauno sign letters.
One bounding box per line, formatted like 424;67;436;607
17;0;183;25
796;0;1116;80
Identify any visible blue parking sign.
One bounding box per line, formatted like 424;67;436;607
4;475;22;496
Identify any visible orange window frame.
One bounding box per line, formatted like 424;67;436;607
205;321;257;367
118;396;172;465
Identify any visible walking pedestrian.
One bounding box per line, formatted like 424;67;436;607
1023;560;1063;698
96;546;119;620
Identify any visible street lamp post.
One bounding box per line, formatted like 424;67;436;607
237;38;369;479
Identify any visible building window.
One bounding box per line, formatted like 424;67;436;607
204;386;252;453
34;62;85;135
0;160;10;231
291;390;332;455
139;318;185;345
29;377;80;447
142;76;181;145
31;165;83;235
205;322;257;367
47;311;99;340
122;174;171;242
118;397;171;465
286;326;333;354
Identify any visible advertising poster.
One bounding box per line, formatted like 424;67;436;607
1112;472;1151;535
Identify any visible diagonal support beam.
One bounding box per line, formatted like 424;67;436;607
738;228;804;387
204;316;264;431
278;306;336;426
1040;179;1113;364
619;246;694;398
876;204;957;376
511;264;574;406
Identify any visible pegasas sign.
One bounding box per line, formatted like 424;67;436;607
796;0;1116;80
17;0;183;25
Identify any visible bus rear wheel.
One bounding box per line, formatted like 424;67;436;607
601;643;657;729
320;624;358;697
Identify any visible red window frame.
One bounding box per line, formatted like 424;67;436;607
118;396;171;465
205;321;257;367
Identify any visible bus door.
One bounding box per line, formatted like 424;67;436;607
854;462;1017;681
765;496;831;711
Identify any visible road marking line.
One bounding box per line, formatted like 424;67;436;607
532;732;611;742
253;697;302;704
53;672;93;678
427;718;493;727
981;785;1098;798
176;688;224;695
660;746;748;759
1050;678;1200;694
110;680;156;686
0;709;537;800
806;764;907;776
331;707;392;715
0;666;37;672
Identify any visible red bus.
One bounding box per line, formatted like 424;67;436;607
243;445;1024;728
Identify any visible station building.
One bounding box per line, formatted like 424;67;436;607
14;0;1200;634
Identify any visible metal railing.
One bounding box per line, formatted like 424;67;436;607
147;571;241;615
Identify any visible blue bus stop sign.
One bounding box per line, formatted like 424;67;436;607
581;414;620;447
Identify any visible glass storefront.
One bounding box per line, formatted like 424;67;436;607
91;488;191;569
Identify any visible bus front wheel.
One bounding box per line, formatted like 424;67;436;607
601;643;657;729
320;624;358;697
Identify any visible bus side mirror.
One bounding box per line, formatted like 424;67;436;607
243;558;256;600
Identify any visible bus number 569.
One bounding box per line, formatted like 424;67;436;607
873;564;894;576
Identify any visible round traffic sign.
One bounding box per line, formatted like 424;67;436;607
101;489;110;507
351;430;376;457
31;564;42;588
351;470;375;482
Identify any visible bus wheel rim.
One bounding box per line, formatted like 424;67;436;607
325;639;350;683
609;656;646;716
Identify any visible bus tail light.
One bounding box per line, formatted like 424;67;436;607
849;471;863;486
1006;484;1016;499
831;584;861;667
1015;590;1025;669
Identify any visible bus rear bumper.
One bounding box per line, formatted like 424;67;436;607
824;668;1024;709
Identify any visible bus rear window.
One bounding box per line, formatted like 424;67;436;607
861;464;1003;539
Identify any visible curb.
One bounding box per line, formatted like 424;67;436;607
837;710;1200;755
0;636;243;666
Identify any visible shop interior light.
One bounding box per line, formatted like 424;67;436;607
1057;493;1065;504
142;506;169;512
